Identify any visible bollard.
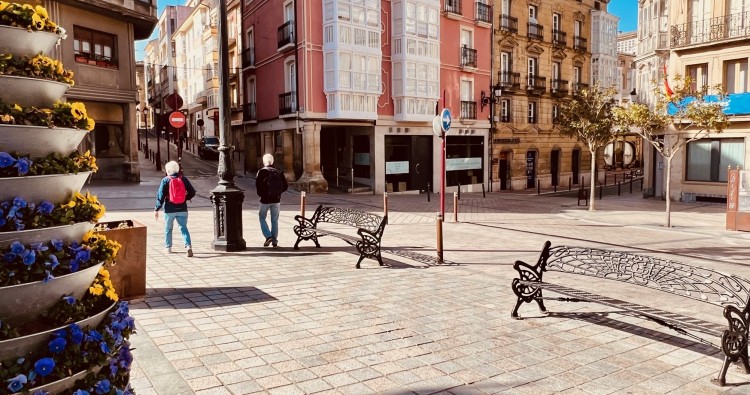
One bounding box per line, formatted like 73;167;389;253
351;168;354;194
581;176;584;187
436;213;443;263
300;191;306;217
630;178;633;194
599;184;603;199
569;177;572;191
482;183;486;198
457;182;461;200
618;182;621;196
537;179;541;195
604;174;607;186
336;167;339;186
383;192;388;216
641;178;644;192
453;192;458;222
554;183;557;193
427;182;431;202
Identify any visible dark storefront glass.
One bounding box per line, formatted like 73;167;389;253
446;136;484;187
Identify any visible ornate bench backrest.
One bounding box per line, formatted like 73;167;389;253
538;242;750;309
312;206;385;233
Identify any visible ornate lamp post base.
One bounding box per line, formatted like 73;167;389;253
210;183;246;251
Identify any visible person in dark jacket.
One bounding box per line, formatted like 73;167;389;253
256;153;288;247
155;161;197;256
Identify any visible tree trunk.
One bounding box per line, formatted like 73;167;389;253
589;147;596;211
665;155;673;227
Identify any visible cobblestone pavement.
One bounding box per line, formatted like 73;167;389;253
87;154;750;395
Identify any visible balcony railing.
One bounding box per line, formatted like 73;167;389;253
552;30;567;47
671;12;750;48
475;2;491;24
277;20;294;49
526;75;546;93
460;46;477;68
243;102;257;121
499;15;518;34
572;82;589;94
574;36;587;52
551;79;568;97
444;0;461;15
460;101;477;120
279;91;296;115
498;71;520;90
528;22;544;40
638;32;670;54
242;47;255;68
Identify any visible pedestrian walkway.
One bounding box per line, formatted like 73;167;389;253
89;152;750;394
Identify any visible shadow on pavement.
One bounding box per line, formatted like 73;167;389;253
137;287;277;308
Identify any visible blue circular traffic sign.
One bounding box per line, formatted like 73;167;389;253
440;108;451;132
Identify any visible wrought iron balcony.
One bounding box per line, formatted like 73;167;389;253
444;0;461;15
279;91;296;115
460;46;477;68
242;47;255;68
499;15;518;34
551;79;568;97
475;2;491;24
574;36;587;52
671;12;750;48
528;22;544;40
277;20;294;50
498;71;520;91
572;82;589;94
552;30;567;47
526;75;546;94
460;101;477;120
243;102;257;122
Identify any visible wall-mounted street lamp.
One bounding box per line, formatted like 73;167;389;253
480;84;503;111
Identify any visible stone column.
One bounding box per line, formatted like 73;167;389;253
282;129;295;181
245;129;260;173
123;102;140;182
297;122;328;193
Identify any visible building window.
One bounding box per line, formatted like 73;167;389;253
686;138;744;182
73;26;117;68
528;101;537;124
724;59;747;94
552;103;559;123
500;99;511;122
686;63;708;93
446;135;484;186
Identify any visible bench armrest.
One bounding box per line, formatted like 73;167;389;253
357;227;381;242
294;215;316;229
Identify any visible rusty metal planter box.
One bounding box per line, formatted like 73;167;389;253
95;220;148;301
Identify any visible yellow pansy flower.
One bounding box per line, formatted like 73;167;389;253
12;104;21;112
89;284;104;296
86;118;95;131
35;5;48;20
65;200;76;208
31;13;44;30
70;102;87;121
0;2;9;12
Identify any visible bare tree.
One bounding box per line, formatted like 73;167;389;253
613;75;728;227
558;83;618;211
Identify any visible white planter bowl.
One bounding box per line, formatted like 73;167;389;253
0;25;61;57
0;262;104;325
0;222;95;248
0;124;88;158
0;299;115;361
0;172;91;203
0;75;69;108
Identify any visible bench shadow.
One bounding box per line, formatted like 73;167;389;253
133;287;277;309
543;311;723;358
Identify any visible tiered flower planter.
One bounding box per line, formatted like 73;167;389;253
0;9;135;394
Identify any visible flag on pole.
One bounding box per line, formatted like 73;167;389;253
663;63;674;98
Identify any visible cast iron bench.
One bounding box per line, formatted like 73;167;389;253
511;241;750;387
293;205;388;269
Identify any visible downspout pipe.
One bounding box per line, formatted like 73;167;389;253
488;4;495;192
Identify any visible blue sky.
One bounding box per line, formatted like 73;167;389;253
135;0;638;60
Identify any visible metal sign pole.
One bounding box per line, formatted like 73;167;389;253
440;131;446;222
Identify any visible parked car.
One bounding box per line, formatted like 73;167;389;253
198;136;220;159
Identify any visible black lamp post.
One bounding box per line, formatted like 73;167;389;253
210;0;246;251
154;102;162;171
144;106;150;159
136;107;141;150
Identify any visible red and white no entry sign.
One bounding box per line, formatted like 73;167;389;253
168;111;186;128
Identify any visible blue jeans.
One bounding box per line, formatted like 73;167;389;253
259;203;280;241
164;211;192;248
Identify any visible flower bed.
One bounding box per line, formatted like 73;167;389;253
0;193;104;233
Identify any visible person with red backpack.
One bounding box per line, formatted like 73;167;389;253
155;161;197;256
256;153;288;247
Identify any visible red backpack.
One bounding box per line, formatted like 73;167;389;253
168;176;187;204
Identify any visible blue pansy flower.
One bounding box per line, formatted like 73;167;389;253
72;390;90;395
46;256;59;270
27;371;36;381
36;201;54;215
51;239;63;252
87;330;103;342
16;357;23;364
62;295;76;305
30;242;48;252
14;220;24;231
76;249;90;262
21;250;35;266
12;197;26;208
42;270;54;283
0;217;5;227
69;259;79;272
48;337;67;353
9;242;24;254
94;379;110;394
69;242;84;252
33;390;50;395
34;358;54;377
6;373;27;393
100;341;110;354
15;158;30;175
69;325;84;345
0;152;14;168
3;252;15;263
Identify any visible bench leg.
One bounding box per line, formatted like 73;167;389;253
376;249;384;266
294;237;302;250
511;278;547;319
356;254;365;269
313;235;321;248
713;357;731;387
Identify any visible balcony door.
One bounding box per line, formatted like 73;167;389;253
284;2;294;22
729;0;750;35
527;57;537;86
500;52;511;82
501;0;510;15
689;0;710;42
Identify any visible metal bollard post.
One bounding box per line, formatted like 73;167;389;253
537;179;541;195
336;167;339;186
436;213;443;263
569;177;572;191
599;184;603;199
604;174;607;186
581;176;584;187
554;183;557;193
351;168;354;193
300;191;306;217
640;178;644;192
630;178;633;194
618;182;621;196
614;174;618;184
458;182;461;200
427;182;431;202
482;183;486;198
453;192;458;222
383;192;388;216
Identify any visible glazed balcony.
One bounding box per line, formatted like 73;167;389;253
498;15;518;34
671;12;750;48
498;71;520;91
